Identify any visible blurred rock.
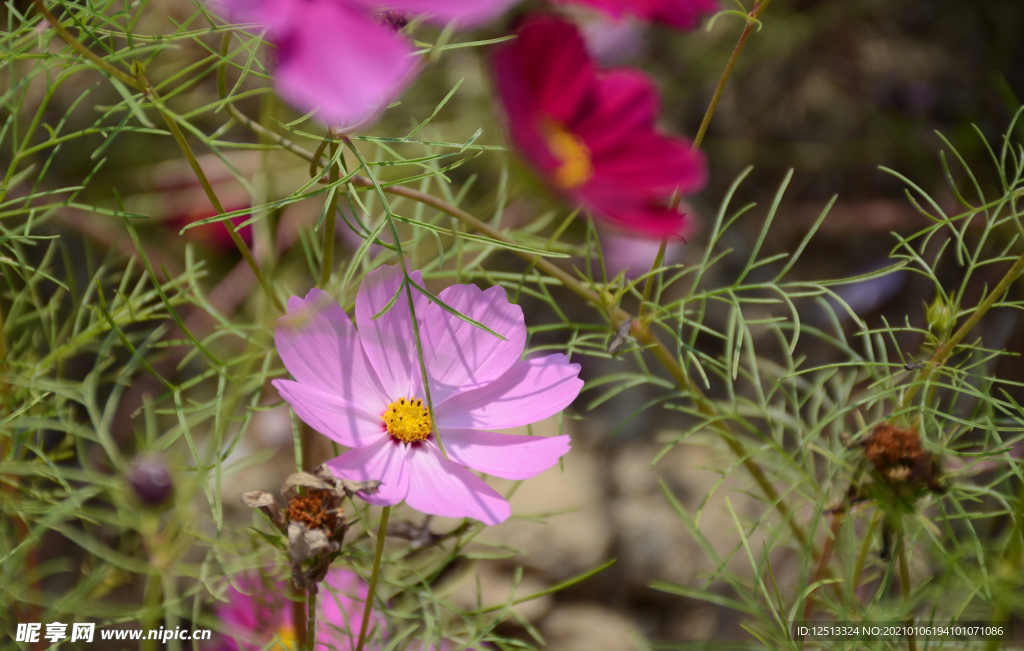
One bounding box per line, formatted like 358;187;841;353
543;603;637;651
450;563;553;622
487;419;612;580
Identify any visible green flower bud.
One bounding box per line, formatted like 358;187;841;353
926;294;953;333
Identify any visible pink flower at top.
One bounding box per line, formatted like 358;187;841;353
551;0;719;30
493;16;708;238
272;263;582;525
213;0;520;128
217;568;381;650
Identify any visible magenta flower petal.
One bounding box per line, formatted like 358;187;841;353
355;264;429;399
404;442;511;525
273;0;416;127
550;0;719;30
572;69;659;156
435;354;583;429
590;202;695;239
441;429;571;480
421;284;527;404
272;380;387;448
492;16;708;237
276;288;390;410
356;0;520;27
327;437;411;505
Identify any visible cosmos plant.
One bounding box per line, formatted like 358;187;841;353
5;1;1024;651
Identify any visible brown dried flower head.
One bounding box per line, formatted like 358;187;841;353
240;464;380;590
862;424;944;494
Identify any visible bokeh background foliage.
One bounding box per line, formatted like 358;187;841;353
2;0;1024;649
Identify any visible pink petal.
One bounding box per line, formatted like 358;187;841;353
327;437;410;505
435;354;583;430
318;569;382;651
273;0;416;127
272;379;387;448
420;284;526;404
276;288;389;410
355;263;429;400
440;429;571;480
357;0;520;27
211;0;300;33
404;442;511;525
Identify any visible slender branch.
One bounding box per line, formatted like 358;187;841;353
292;585;308;651
899;248;1024;412
320;137;340;287
31;0;141;90
355;506;390;651
896;525;917;651
306;586;318;651
35;5;282;312
639;238;668;322
693;0;774;149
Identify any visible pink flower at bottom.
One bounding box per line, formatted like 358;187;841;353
551;0;719;30
272;263;582;525
492;16;708;238
216;569;381;651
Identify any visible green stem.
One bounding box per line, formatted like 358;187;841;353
319;137;340;287
154;104;283;312
693;0;774;149
306;586;318;651
639;238;668;322
31;0;140;89
355;506;390;651
292;585;308;651
896;525;917;651
899;248;1024;412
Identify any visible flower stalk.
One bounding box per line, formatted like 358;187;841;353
355;506;390;651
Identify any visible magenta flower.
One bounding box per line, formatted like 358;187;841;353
217;568;381;650
492;16;708;238
214;0;520;127
272;264;582;525
551;0;719;30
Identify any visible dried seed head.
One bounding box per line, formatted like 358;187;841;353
862;424;944;494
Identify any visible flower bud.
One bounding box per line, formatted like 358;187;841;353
926;294;953;333
127;455;173;506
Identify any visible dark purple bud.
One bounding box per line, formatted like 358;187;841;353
376;9;408;31
128;456;173;506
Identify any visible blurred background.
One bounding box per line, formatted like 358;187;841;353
5;0;1024;647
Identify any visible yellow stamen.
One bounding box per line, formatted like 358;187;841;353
271;624;297;651
382;397;431;443
542;119;594;189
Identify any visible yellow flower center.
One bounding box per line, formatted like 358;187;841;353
382;397;432;443
542;119;594;189
271;624;297;651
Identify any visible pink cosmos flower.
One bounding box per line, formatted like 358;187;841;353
551;0;719;30
493;16;708;238
272;263;582;525
217;568;381;650
214;0;520;127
